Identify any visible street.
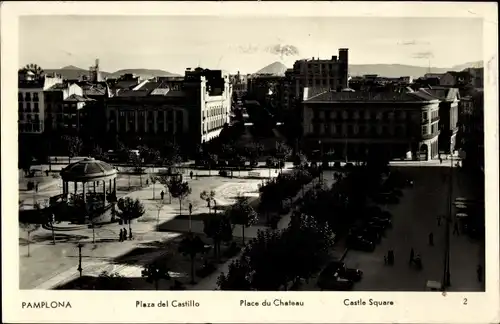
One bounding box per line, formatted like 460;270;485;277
343;162;484;291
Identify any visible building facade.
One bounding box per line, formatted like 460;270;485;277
301;89;441;161
105;68;232;152
18;71;62;134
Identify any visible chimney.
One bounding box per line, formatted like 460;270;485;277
332;56;337;61
339;48;349;63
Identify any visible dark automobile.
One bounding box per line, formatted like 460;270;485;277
317;276;354;291
380;210;393;220
392;188;403;197
333;161;342;169
349;227;381;243
370;217;392;228
346;235;376;252
339;268;363;282
218;160;228;167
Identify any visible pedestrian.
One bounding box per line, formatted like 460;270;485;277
45;170;49;176
429;232;434;246
189;203;193;215
476;264;483;282
123;227;128;241
35;183;39;193
119;228;123;242
453;222;460;235
146;179;149;185
437;215;442;226
160;190;165;200
410;248;414;264
55;157;58;163
190;171;193;179
439;156;443;164
129;228;133;240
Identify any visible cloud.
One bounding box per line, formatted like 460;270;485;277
397;40;431;46
265;44;300;60
231;44;260;54
412;51;434;59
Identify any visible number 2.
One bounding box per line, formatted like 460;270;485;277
463;298;468;305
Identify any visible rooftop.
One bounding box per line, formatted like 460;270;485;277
304;90;438;103
64;94;95;102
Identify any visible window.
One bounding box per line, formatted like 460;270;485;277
33;93;39;102
342;110;348;119
422;112;428;121
26;114;32;120
18;93;23;101
388;112;395;120
399;111;406;120
422;125;429;134
353;110;360;119
18;113;23;121
25;103;31;112
319;111;325;120
33;103;39;112
18;102;23;111
364;110;371;120
330;111;337;119
25;93;31;101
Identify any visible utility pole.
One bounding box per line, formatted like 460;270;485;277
77;243;84;278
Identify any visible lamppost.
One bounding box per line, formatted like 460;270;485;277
318;140;323;184
442;154;453;290
77;243;85;278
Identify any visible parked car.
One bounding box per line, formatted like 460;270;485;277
339;268;363;282
380;211;393;220
318;276;354;291
344;162;354;170
392;188;403;197
349;228;381;243
370;217;392;228
333;161;342;169
346;235;376;252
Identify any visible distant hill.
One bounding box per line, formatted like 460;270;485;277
255;62;288;76
107;69;179;79
255;61;484;78
42;66;178;80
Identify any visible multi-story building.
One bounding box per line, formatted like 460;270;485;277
457;89;484;170
105;68;232;153
18;70;62;134
301;88;441;161
44;82;94;135
418;87;460;154
292;48;349;101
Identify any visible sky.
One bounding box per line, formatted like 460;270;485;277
19;16;483;74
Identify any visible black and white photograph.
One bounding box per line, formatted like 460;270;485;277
2;2;499;323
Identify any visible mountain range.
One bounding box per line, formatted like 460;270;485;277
255;61;483;78
43;65;179;80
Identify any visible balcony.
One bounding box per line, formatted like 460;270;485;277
431;116;440;123
421;130;440;140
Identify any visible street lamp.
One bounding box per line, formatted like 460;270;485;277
77;243;85;279
442;153;453;290
318;140;323;183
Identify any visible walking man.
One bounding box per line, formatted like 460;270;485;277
409;248;414;265
189;203;193;215
119;228;123;242
190;171;193;180
123;228;127;241
160;190;165;200
129;228;133;240
453;222;460;235
439;155;443;164
477;264;483;282
429;232;434;246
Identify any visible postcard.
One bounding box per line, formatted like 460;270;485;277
2;1;499;323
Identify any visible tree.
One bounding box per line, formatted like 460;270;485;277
228;196;258;244
116;197;145;231
91;144;105;160
178;233;207;284
217;258;252;290
129;152;145;187
200;190;216;214
203;213;233;261
150;175;158;199
155;200;165;229
19;222;41;257
157;175;173;204
275;141;292;173
167;177;192;217
141;261;171;290
21;63;44;79
62;135;83;163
